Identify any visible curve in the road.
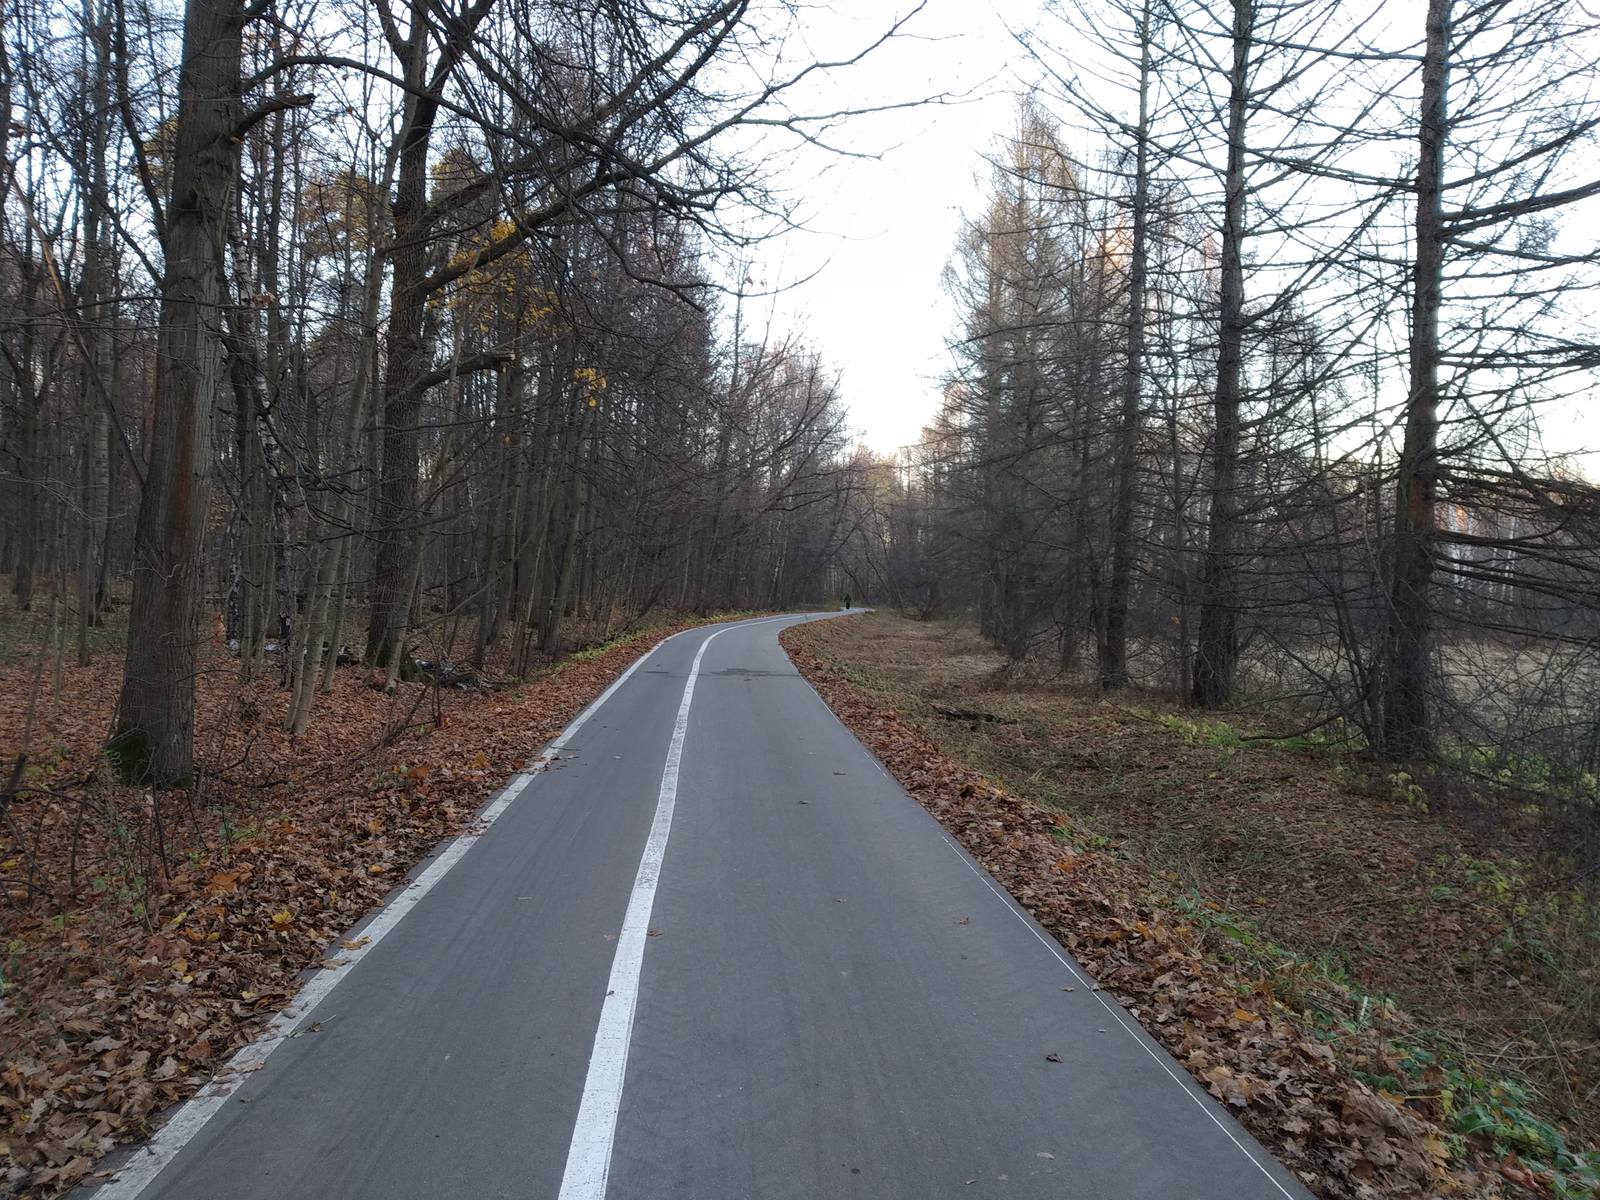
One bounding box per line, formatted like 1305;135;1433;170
83;612;1310;1200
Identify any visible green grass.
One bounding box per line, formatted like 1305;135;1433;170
796;612;1600;1191
1172;878;1600;1195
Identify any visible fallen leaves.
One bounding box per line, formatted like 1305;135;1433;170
782;623;1493;1200
1203;1064;1259;1108
0;614;738;1198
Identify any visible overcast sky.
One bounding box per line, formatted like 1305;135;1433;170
740;0;1044;455
739;0;1598;474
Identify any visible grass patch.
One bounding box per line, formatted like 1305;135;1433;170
791;610;1600;1192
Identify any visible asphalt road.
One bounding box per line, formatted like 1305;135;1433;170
86;613;1310;1200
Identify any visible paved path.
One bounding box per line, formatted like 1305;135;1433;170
86;614;1309;1200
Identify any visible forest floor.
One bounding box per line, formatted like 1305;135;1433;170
0;598;764;1197
783;612;1600;1200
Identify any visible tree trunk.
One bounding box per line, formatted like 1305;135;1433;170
1382;0;1450;757
1099;0;1154;691
109;0;242;786
228;225;274;680
367;27;435;666
1192;0;1251;709
76;0;113;664
12;371;39;612
323;177;393;692
541;400;592;657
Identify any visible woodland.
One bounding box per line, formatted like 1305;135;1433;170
0;0;1594;801
1;0;891;791
848;0;1600;849
1;0;1599;1193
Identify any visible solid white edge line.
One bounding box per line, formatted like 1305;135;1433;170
554;624;729;1200
781;636;1300;1199
86;613;799;1200
936;837;1299;1199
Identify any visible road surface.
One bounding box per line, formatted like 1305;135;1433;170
86;613;1309;1200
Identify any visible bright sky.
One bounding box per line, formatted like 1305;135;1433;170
743;0;1599;473
744;0;1045;455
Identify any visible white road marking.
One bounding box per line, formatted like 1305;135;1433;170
936;838;1299;1199
555;624;730;1200
784;637;1300;1198
86;616;790;1200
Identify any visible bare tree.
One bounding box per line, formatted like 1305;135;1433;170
108;0;246;784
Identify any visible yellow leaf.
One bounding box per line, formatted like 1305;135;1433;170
270;910;293;927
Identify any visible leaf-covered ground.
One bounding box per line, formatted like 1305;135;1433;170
783;613;1600;1200
0;613;750;1197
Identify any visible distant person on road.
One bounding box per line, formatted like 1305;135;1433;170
843;593;852;611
